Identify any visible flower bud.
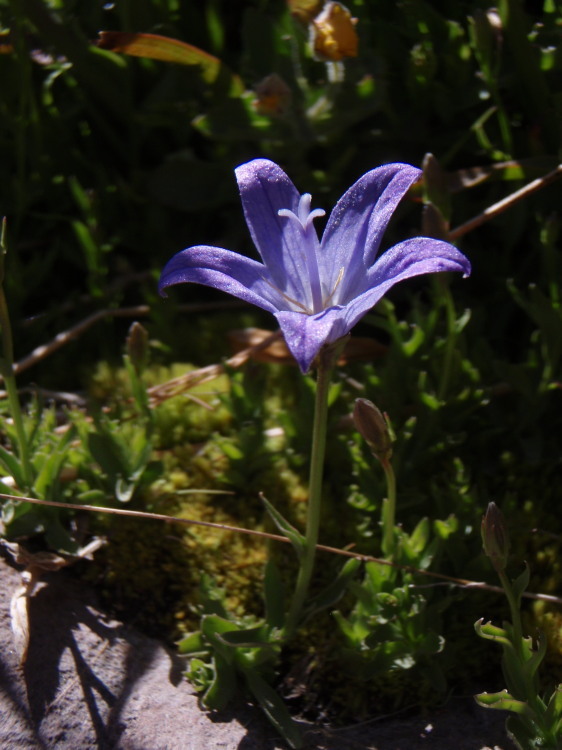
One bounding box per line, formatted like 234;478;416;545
353;398;392;464
481;502;509;573
253;74;292;116
310;2;358;62
126;321;149;373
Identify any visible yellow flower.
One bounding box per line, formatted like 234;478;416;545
287;0;324;25
311;2;358;62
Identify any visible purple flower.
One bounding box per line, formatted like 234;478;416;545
159;159;471;373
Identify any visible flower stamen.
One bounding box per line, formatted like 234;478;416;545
322;266;345;308
261;275;313;314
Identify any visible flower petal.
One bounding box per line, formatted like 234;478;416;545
159;245;281;313
235;159;313;303
320;163;422;302
337;237;472;331
275;308;348;373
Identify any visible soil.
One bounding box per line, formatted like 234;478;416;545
0;553;514;750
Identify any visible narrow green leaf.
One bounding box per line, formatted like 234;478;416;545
0;445;26;489
512;563;531;605
260;494;306;559
263;559;285;629
244;669;303;749
304;558;361;619
545;684;562;725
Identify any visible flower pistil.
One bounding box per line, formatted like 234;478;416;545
278;194;326;313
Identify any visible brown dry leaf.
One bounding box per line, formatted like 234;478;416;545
2;538;105;665
9;570;35;665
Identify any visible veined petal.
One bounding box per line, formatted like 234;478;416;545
275;308;348;373
320;163;422;302
337;237;472;331
159;245;281;313
235;159;313;303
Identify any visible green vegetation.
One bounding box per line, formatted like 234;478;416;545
1;1;562;747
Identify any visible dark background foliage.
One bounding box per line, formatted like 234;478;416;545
1;0;562;720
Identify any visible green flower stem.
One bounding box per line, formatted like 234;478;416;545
0;286;33;489
498;568;550;731
380;458;397;558
285;348;335;636
437;279;457;402
498;569;523;651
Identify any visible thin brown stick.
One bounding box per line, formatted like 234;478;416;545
8;300;241;379
147;330;282;406
449;164;562;241
1;492;560;606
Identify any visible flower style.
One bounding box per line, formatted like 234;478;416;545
159;159;471;373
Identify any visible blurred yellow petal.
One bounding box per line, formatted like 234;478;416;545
311;2;358;62
287;0;324;24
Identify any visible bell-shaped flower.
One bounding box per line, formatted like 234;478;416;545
159;159;471;373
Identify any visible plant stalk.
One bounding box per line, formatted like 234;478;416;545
0;287;33;489
285;347;335;635
381;459;397;558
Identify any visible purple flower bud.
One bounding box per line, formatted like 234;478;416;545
481;502;510;573
126;321;149;373
353;398;392;464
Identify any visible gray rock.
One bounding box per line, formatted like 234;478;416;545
0;555;512;750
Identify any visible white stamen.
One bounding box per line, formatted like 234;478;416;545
323;266;345;308
261;276;312;314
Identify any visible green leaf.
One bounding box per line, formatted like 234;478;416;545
115;477;135;503
0;445;26;490
88;431;128;479
261;494;306;559
545;684;562;726
520;631;547;684
263;559;285;629
217;625;271;649
243;669;303;749
474;618;512;648
475;689;534;717
33;427;75;500
504;715;542;749
304;558;361;619
511;564;531;605
201;614;240;660
177;631;206;655
409;516;430;554
202;653;237;711
186;657;213;693
433;514;458;540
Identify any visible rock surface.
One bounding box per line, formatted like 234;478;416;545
0;554;514;750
